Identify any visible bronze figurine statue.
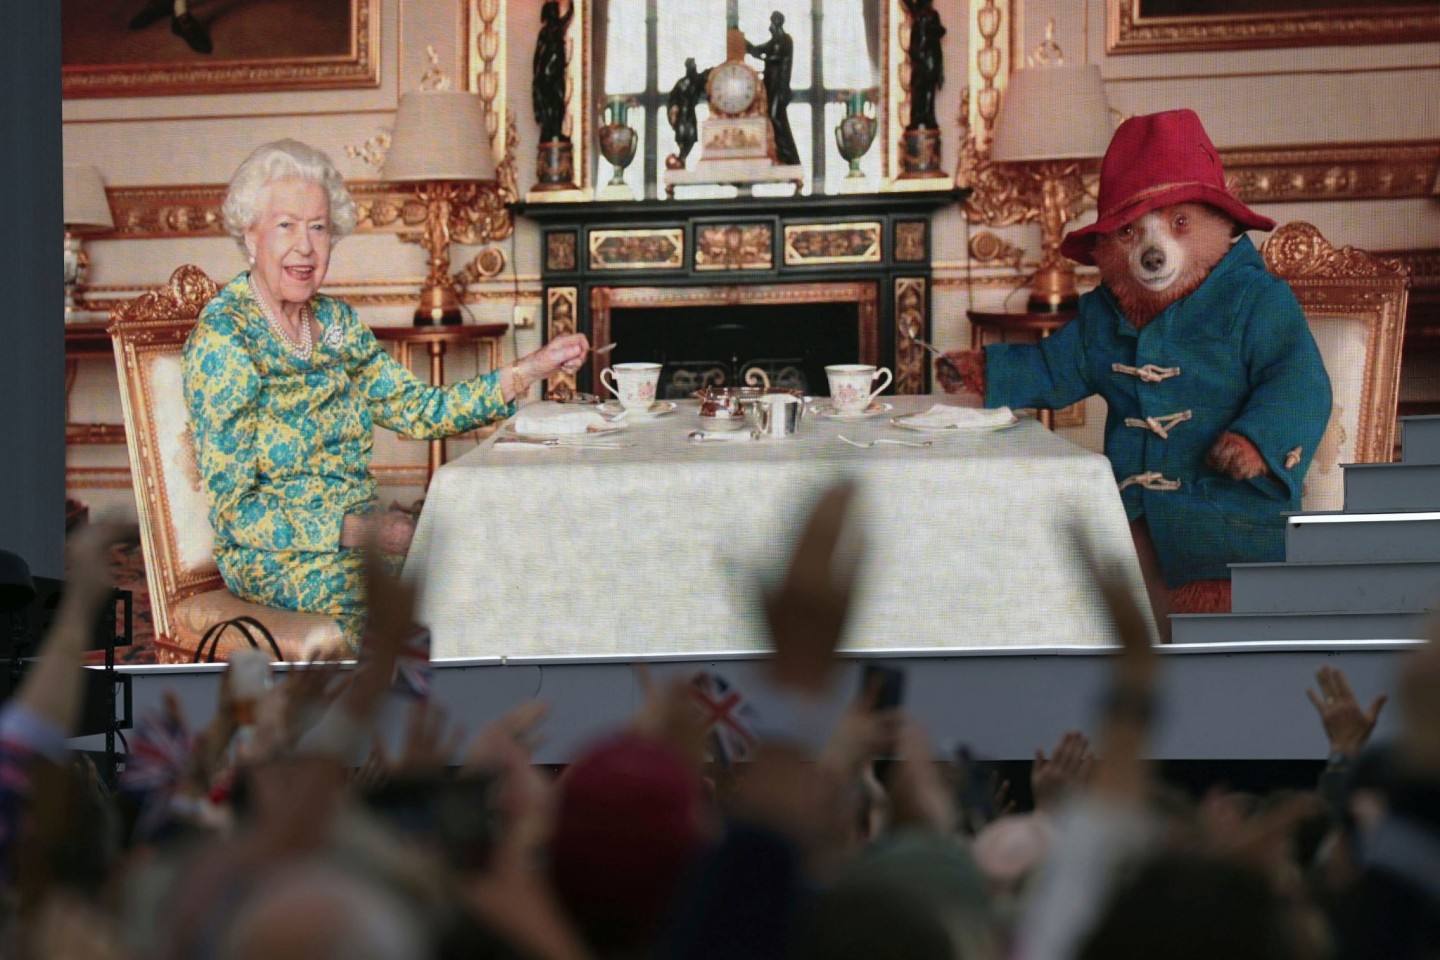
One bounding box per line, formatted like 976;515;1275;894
533;0;574;143
666;58;711;169
902;0;945;131
746;11;800;167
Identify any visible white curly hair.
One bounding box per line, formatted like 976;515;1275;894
221;139;358;254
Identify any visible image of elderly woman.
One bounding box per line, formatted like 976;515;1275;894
183;139;587;646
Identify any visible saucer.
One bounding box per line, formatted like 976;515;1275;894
600;400;677;418
812;401;894;421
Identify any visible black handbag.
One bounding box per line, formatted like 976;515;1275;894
192;614;284;663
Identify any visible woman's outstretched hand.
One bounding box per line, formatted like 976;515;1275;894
521;333;591;381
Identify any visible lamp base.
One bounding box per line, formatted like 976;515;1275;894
1025;291;1080;314
413;283;463;326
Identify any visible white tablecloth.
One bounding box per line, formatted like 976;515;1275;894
407;397;1155;659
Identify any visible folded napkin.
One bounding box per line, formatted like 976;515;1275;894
512;401;610;436
899;404;1017;430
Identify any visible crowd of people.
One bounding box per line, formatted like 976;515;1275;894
1;486;1437;959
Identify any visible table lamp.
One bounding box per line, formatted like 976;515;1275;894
382;88;497;325
63;164;114;319
988;23;1112;313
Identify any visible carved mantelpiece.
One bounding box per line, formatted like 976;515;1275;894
524;191;960;396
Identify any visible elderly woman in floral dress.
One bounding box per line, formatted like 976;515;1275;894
183;139;587;648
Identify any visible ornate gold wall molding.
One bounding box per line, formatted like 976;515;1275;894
103;182;429;239
966;0;1010;156
958;140;1440;226
75;278;542;315
1107;0;1440;55
1222;142;1440;204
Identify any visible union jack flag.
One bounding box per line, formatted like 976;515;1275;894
690;670;758;766
120;707;198;841
390;627;434;700
120;709;195;795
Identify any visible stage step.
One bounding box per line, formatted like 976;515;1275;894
1170;609;1432;644
1229;559;1440;614
1342;462;1440;513
1285;512;1440;563
1402;415;1440;465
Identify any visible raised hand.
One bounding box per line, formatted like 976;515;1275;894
764;480;862;694
463;700;553;857
1306;665;1386;758
63;520;136;605
1206;431;1270;481
1032;730;1095;812
819;684;901;779
19;522;136;731
394;700;465;774
629;663;707;766
522;332;591;380
887;721;955;835
1071;524;1157;801
279;659;346;747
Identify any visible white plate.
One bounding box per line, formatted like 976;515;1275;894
502;418;628;440
811;401;894;421
890;410;1019;432
599;400;678;418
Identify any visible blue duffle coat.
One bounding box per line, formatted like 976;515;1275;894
984;237;1332;587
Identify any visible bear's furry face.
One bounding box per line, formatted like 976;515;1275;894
1092;202;1235;329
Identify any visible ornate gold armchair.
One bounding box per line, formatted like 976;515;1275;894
110;265;344;663
1261;222;1410;513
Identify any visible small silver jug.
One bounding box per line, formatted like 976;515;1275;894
748;394;805;438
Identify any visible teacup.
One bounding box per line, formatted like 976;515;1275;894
600;362;662;414
825;364;892;415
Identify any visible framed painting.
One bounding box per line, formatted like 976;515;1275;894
1107;0;1440;54
62;0;379;99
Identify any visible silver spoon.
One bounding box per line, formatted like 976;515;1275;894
902;323;945;358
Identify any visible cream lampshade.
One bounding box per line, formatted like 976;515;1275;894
989;63;1112;164
988;37;1112;313
383;90;495;183
382;90;497;325
62;164;114;319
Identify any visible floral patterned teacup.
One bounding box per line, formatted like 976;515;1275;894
825;364;892;415
601;362;663;414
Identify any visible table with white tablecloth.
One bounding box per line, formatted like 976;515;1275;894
407;396;1155;659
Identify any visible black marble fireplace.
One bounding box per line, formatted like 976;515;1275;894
611;300;859;398
521;190;962;399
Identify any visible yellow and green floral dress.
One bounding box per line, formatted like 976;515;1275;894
182;273;514;645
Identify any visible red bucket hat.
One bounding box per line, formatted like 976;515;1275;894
1060;109;1274;266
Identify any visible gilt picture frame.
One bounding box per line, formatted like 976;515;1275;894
62;0;379;99
1107;0;1440;55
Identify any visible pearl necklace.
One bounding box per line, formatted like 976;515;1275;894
250;274;313;360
